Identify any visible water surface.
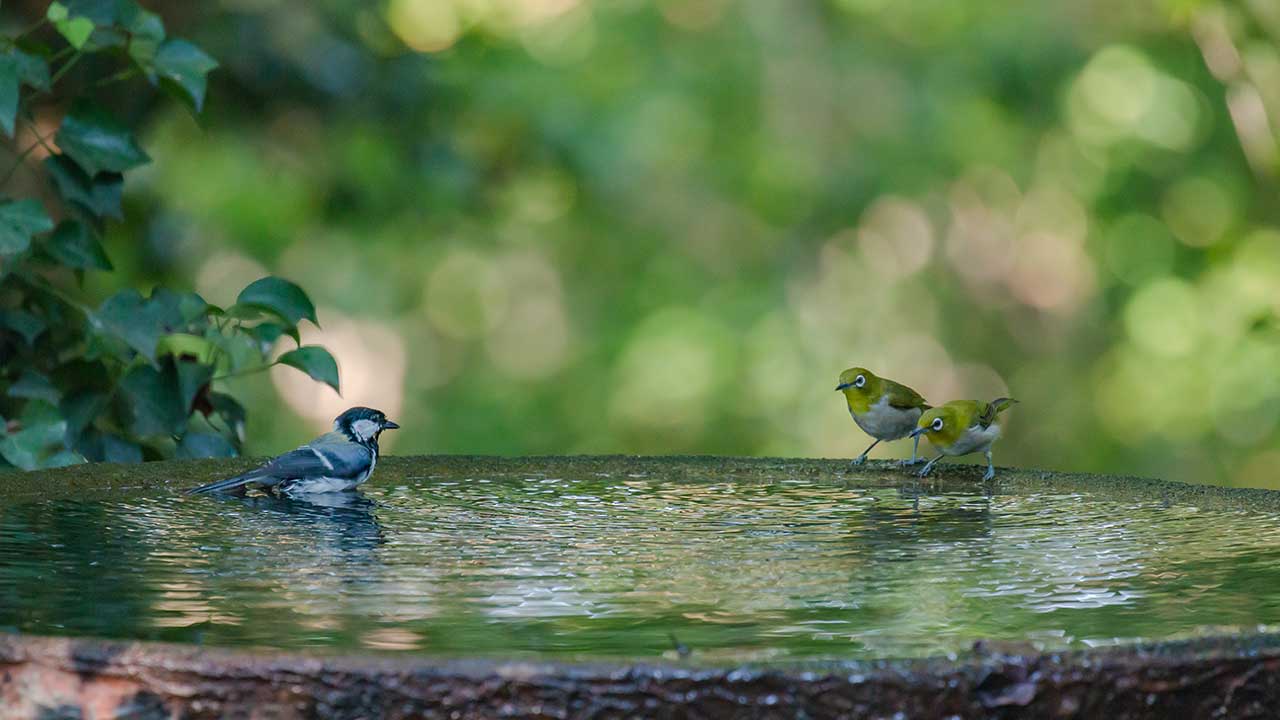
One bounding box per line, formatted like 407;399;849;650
3;464;1279;664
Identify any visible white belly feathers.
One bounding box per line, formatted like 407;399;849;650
851;395;922;441
941;423;1002;456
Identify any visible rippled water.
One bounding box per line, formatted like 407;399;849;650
3;465;1280;664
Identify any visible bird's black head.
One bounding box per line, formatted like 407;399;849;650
334;406;399;448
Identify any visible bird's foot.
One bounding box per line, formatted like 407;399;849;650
850;455;868;467
983;467;995;481
917;465;934;479
898;457;923;467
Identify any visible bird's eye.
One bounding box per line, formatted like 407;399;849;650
932;418;944;431
854;375;865;388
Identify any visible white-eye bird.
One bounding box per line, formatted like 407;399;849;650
188;406;399;496
910;398;1017;481
836;367;931;467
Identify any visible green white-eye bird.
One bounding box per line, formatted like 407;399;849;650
836;367;931;467
910;398;1017;481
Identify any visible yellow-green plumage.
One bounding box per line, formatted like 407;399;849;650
913;398;1017;480
836;367;931;466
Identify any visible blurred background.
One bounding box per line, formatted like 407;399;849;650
6;0;1280;487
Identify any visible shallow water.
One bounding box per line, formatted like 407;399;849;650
3;466;1280;664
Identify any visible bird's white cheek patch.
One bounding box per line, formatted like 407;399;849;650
352;419;380;441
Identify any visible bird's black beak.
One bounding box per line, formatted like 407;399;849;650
909;426;929;438
383;420;400;430
835;383;852;391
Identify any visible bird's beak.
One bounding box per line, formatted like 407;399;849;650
835;383;852;391
383;420;400;430
909;426;929;438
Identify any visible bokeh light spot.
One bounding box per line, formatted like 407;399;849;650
1124;278;1201;358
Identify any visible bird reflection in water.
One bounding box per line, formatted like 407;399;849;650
209;491;387;569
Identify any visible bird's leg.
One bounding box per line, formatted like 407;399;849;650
983;449;996;481
850;438;880;467
917;454;944;478
899;434;922;466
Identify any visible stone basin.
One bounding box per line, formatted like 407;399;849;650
3;455;1280;718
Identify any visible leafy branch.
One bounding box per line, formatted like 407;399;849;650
0;1;340;470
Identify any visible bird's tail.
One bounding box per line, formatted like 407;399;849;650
990;397;1019;414
977;397;1019;427
187;472;258;495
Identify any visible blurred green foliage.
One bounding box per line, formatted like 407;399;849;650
0;1;338;469
4;0;1280;487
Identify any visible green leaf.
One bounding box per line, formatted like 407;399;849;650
119;363;185;437
278;345;340;394
174;358;213;412
207;391;246;443
60;389;107;441
155;39;217;113
44;220;112;270
55;101;150;176
0;49;52;133
0;309;45;345
42;449;85;468
0;55;18;138
47;1;96;51
63;0;127;25
94;288;188;362
7;370;61;404
9;50;50;91
45;154;123;219
125;8;165;73
234;276;318;328
0;400;68;471
0;199;54;255
47;2;70;22
174;291;210;323
176;431;235;459
74;427;142;463
156;333;215;363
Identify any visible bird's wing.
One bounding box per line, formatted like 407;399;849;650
976;398;1017;428
883;379;929;410
188;434;370;495
259;435;372;480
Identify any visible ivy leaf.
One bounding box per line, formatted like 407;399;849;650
119;363;185;437
233;276;318;328
60;389;107;442
45;154;124;219
94;288;187;362
174;359;213;413
0;55;18;137
156;333;215;364
44;220;112;270
0;400;68;470
48;2;96;50
6;370;61;404
74;427;142;463
10;50;50;91
55;101;150;176
125;8;165;74
0;199;54;256
0;48;53;136
0;309;45;345
0;49;51;136
176;432;236;459
278;346;340;394
207;392;246;444
155;39;217;113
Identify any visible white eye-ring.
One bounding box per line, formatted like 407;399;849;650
853;375;866;388
931;417;944;431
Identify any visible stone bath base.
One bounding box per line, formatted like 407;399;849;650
4;632;1280;719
